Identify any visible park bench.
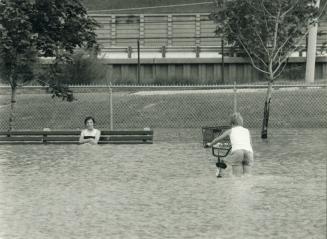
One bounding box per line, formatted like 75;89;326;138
0;129;154;144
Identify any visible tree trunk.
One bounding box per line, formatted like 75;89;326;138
8;86;17;131
261;80;273;139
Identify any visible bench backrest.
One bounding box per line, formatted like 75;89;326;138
0;130;154;144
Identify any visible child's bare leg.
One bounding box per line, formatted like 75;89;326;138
229;150;243;177
243;165;252;175
243;150;254;175
217;168;224;177
232;165;243;176
215;167;220;177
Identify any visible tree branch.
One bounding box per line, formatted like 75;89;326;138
272;34;306;76
272;54;287;75
273;58;289;79
253;27;270;57
272;7;281;54
318;0;327;20
260;0;274;18
236;35;269;74
238;33;268;67
280;0;300;18
272;13;311;63
227;23;269;68
281;29;309;58
272;33;294;62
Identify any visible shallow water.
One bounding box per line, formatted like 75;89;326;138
0;129;326;239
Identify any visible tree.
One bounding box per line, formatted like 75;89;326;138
0;0;98;130
211;0;320;138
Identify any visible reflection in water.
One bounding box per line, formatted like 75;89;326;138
0;129;326;239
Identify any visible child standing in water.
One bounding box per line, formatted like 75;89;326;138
206;112;254;176
79;116;101;145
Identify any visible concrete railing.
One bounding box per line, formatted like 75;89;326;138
91;13;327;59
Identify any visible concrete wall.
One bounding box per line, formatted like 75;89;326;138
102;57;327;84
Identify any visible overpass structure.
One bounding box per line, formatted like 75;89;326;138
91;13;327;59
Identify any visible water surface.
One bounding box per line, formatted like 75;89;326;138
0;129;326;239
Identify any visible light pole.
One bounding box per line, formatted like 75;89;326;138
305;0;321;83
220;0;225;84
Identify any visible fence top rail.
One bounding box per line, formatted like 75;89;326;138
0;84;326;89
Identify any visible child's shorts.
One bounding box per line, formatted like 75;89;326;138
228;149;254;166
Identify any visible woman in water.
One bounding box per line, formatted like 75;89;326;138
79;116;101;145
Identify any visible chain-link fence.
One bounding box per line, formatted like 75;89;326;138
0;84;326;130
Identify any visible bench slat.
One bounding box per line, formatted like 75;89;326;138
99;141;153;144
101;130;153;135
101;135;153;141
44;141;152;144
0;141;45;144
0;131;80;135
0;136;43;141
0;140;152;144
42;136;153;141
44;136;79;141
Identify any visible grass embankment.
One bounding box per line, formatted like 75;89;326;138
0;87;326;130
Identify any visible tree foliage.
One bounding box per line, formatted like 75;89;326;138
0;0;37;88
211;0;320;81
0;0;99;130
0;0;98;91
32;0;98;57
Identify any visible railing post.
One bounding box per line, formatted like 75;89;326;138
221;39;225;83
161;45;166;58
167;15;173;47
195;46;200;58
127;46;132;58
137;39;141;84
195;14;201;46
110;16;116;47
221;0;225;84
139;15;144;46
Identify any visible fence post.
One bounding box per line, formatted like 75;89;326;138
107;82;113;130
233;81;237;113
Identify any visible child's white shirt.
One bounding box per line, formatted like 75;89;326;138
230;126;253;152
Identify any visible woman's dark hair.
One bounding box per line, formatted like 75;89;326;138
84;116;96;125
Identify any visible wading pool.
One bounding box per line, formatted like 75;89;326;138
0;129;326;239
